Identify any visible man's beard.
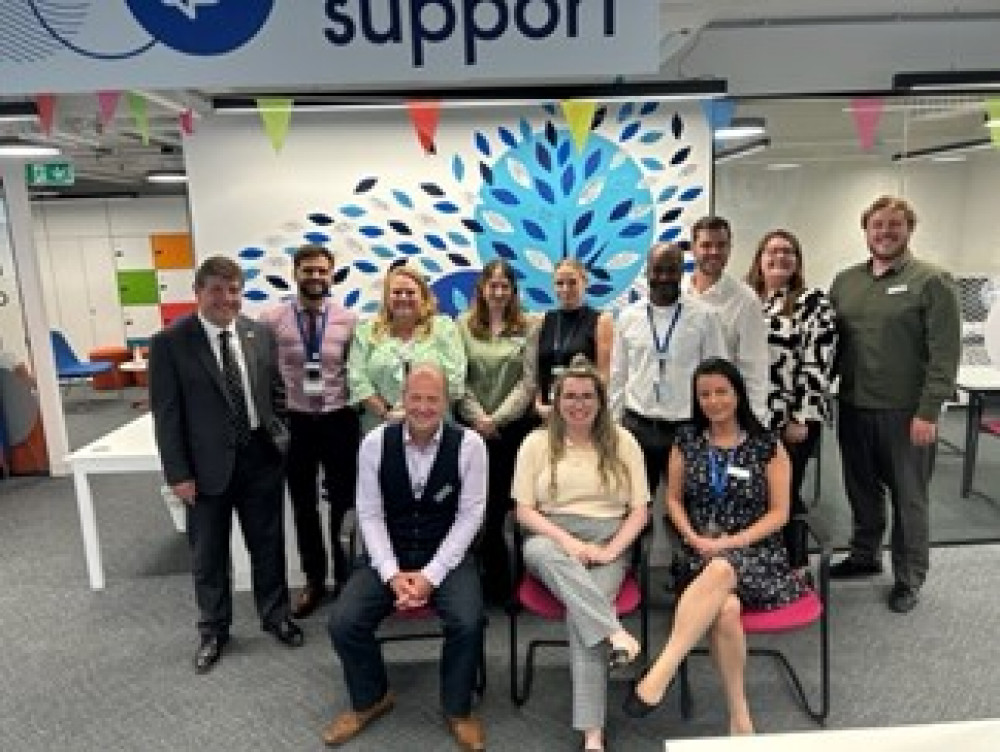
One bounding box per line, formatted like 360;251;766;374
299;282;329;301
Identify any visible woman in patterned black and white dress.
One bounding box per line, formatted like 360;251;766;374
746;229;837;567
623;357;800;735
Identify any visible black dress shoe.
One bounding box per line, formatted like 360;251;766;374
887;582;919;613
829;556;883;580
291;584;328;619
264;618;304;647
622;669;672;719
194;634;227;674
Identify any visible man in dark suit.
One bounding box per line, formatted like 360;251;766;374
149;255;303;674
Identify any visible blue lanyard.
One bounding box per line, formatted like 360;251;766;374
647;304;682;356
708;446;736;501
294;304;328;362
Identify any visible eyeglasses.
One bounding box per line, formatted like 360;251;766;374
561;391;597;404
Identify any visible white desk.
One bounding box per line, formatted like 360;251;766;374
66;413;302;591
956;365;1000;497
664;719;1000;751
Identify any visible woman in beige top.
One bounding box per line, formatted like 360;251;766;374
512;355;649;752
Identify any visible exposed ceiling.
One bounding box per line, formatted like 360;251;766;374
1;0;998;198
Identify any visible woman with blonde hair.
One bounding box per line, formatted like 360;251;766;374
348;265;465;431
512;354;649;752
526;258;613;422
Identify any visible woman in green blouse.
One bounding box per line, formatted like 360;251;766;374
348;265;466;432
457;260;538;603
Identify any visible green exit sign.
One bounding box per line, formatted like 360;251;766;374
25;160;75;187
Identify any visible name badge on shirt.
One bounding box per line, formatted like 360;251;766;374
302;361;324;396
727;466;750;481
433;484;454;503
887;284;908;295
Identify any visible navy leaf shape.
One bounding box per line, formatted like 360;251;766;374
619;222;648;239
609;200;633;222
680;187;704;202
493;241;517;260
243;289;269;302
659;226;682;242
577;235;597;257
527;287;554;305
359;226;384;238
389;220;412;235
523;219;547;241
425;234;447;250
498;125;518;148
543;103;557;117
590;267;611;282
304;232;330;243
265;275;290;291
354;260;379;273
307;213;333;226
535;142;552;172
661;208;683;223
561;164;576;195
480;162;494;185
587;283;614;296
535;179;556;205
344;289;361;308
671;146;691;165
474;131;491;156
620;121;641;142
434;201;461;214
573;211;594;236
584;149;602;179
420;182;445;197
640;101;659;116
671;113;683;139
448;253;472;267
491;188;520;206
354;177;377;194
545;121;557;146
463;218;484;233
397;242;421;255
333;267;350;284
557;140;571;166
591;106;607;130
390;258;408;270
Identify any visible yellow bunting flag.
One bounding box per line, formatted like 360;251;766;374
126;92;150;145
257;97;293;152
560;99;596;152
986;99;1000;149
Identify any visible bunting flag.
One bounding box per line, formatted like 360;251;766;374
126;91;150;145
560;99;596;151
257;97;293;152
849;97;885;151
35;93;55;135
97;90;121;128
701;97;735;136
407;100;441;154
179;108;195;136
986;98;1000;149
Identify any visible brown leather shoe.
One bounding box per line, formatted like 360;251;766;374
322;691;395;746
292;584;328;619
447;715;485;751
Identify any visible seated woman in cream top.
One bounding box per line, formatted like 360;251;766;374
512;355;649;752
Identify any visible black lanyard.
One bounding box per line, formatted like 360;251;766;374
294;304;328;362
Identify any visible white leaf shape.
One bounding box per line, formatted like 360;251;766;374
334;222;352;234
578;177;605;206
606;251;640;270
526;248;554;272
482;210;514;233
680;163;698;178
507;157;532;189
629;203;653;220
418;212;438;227
281;220;304;232
346;237;362;253
610;151;628;170
369;197;390;212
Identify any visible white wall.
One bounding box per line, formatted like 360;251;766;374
0;203;30;363
715;154;1000;288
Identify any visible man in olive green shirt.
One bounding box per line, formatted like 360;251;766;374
829;195;961;614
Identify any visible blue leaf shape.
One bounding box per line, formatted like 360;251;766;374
308;212;333;226
265;275;290;291
493;241;517;260
609;200;633;222
587;283;614;296
420;182;445;197
362;300;380;314
578;235;597;257
452;288;469;311
238;247;265;260
619;222;648;239
397;242;421;255
243;268;261;281
448;231;471;247
372;245;395;258
543;103;557;117
480;162;494;185
491;188;519;206
641;157;665;172
359;226;384;238
244;289;269;301
561;164;576;195
573;211;594;236
584;151;602;181
425;233;447;250
451;155;465;183
557;139;571;166
498;126;518;148
680;187;704;202
671;146;692;165
354;177;377;194
617;103;635;123
474;131;491;156
333;268;349;284
388;220;412;235
523;219;547;241
519;117;533;141
535;142;552;172
421;257;443;273
640;101;659;116
339;205;366;218
304;231;330;243
527;287;554;305
629;288;641;303
659;226;682;242
434;201;461;214
448;253;472;267
535;178;556;204
344;289;361;308
620;122;641;142
392;189;413;209
658;186;678;203
354;260;379;274
640;131;664;144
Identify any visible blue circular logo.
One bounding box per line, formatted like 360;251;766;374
125;0;274;56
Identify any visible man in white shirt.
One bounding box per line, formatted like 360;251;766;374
682;216;770;422
611;243;726;494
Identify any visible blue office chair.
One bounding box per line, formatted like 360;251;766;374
49;331;115;389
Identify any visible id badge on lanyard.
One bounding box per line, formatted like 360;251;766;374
648;304;681;403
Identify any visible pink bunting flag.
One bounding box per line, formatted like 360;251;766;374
849;97;885;152
36;94;56;135
97;90;122;128
179;108;195;136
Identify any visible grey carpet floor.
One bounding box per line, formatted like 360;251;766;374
0;390;998;750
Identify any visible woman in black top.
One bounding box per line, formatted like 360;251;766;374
527;259;613;422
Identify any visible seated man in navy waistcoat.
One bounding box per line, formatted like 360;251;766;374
325;363;488;751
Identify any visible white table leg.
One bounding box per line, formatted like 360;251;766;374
72;469;104;590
